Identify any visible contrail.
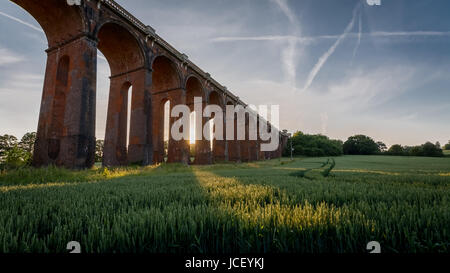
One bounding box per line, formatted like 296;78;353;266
0;11;44;33
302;4;359;92
211;35;301;42
370;31;450;37
351;9;362;66
212;31;450;44
271;0;298;27
271;0;301;90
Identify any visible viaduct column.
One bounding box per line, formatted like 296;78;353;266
103;68;152;166
226;108;241;162
33;35;97;169
127;68;152;165
103;77;129;166
167;89;190;164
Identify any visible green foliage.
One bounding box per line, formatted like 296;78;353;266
422;142;444;157
444;141;450;150
285;132;343;157
4;145;31;169
0;133;35;169
0;156;448;253
0;134;18;160
388;144;404;156
19;132;36;154
321;158;335;177
290;158;336;179
95;140;104;163
377;141;387;152
343;135;380;155
388;142;444;157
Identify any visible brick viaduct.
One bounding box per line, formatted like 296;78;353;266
12;0;289;169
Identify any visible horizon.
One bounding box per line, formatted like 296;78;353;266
1;0;449;148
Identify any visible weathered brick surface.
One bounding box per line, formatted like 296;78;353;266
33;36;97;169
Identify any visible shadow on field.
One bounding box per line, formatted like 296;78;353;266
190;161;375;253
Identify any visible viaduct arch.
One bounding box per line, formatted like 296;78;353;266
10;0;288;168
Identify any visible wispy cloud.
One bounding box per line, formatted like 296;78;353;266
319;66;417;109
320;112;328;135
270;0;301;90
351;10;362;66
0;11;43;33
0;47;24;66
302;4;360;92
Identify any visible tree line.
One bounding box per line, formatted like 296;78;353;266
0;133;36;169
1;131;448;170
284;132;448;158
0;132;105;170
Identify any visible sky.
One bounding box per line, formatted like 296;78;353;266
0;0;449;147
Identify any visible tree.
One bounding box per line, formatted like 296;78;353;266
388;144;404;156
0;134;18;161
286;132;343;157
19;132;37;154
95;140;104;162
343;135;380;155
377;141;387;153
409;146;423;156
422;142;443;157
4;145;31;168
435;141;441;149
444;141;450;150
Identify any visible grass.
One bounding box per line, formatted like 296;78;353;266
0;155;449;253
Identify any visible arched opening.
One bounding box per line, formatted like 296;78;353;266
163;99;170;163
98;22;145;166
189;111;196;163
151;56;181;164
186;76;204;164
48;55;69;160
95;52;110;165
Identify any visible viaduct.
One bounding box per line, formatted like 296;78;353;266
11;0;289;169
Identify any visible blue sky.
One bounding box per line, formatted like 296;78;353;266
0;0;449;147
